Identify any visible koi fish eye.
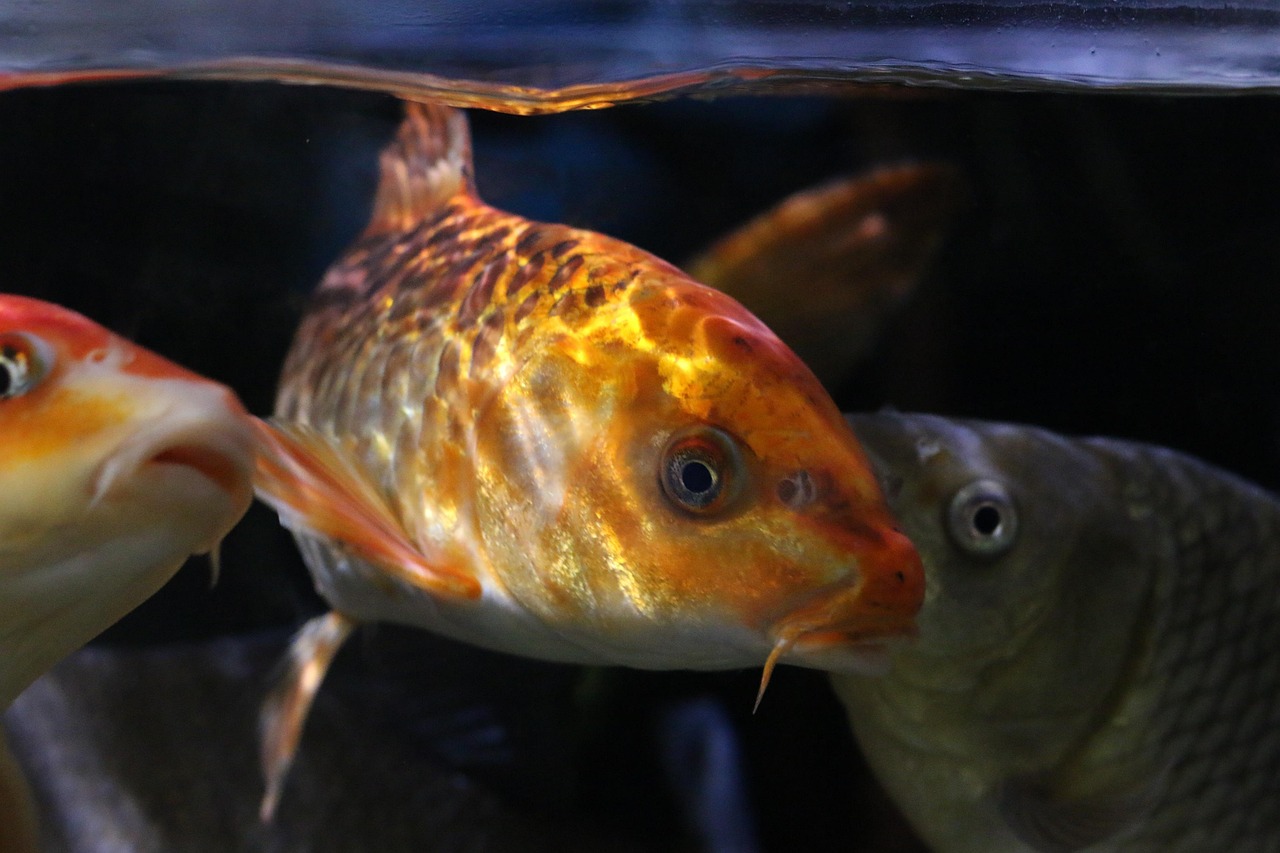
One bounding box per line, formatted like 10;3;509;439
947;479;1018;558
0;333;50;400
660;426;743;515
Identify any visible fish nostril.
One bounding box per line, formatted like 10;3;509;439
776;470;817;510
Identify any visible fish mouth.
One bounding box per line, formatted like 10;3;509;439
771;532;924;663
768;612;919;674
146;442;250;496
93;410;255;507
752;613;916;712
753;613;917;712
753;540;924;709
779;626;913;673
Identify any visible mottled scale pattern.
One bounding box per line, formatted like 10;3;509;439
1087;440;1280;851
276;194;665;568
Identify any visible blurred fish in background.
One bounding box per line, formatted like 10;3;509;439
7;625;665;852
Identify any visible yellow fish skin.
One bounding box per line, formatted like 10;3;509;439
834;412;1280;853
253;102;924;814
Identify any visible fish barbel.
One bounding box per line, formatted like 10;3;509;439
0;294;256;852
833;412;1280;852
253;102;924;815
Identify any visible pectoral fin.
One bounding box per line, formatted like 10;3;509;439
259;610;356;821
251;418;480;600
997;771;1154;852
686;164;962;389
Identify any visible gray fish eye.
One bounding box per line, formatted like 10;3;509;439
946;479;1018;558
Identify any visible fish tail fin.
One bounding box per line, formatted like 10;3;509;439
259;611;356;821
368;100;477;233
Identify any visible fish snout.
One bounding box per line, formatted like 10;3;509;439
853;526;925;630
773;529;923;674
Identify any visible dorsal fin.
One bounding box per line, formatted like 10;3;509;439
368;100;477;234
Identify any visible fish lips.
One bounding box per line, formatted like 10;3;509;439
767;575;922;676
783;629;913;676
91;399;255;540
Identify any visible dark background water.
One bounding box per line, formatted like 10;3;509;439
1;82;1278;851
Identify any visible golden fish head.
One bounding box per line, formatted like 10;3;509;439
0;294;255;703
475;275;924;676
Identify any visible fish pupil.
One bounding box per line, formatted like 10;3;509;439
972;504;1002;536
680;460;716;495
947;479;1018;558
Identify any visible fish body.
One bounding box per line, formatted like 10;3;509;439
833;412;1280;852
254;102;923;811
0;294;255;706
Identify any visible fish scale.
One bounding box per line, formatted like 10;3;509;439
278;210;660;565
1121;445;1280;851
835;414;1280;853
281;204;651;428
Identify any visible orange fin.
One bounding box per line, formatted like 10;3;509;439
259;611;356;821
367;100;477;234
686;163;962;389
251;417;481;600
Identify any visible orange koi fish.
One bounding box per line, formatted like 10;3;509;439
0;294;256;851
253;102;924;816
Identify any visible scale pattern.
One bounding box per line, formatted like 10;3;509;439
275;192;670;543
1108;442;1280;851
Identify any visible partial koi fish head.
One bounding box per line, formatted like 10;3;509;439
0;294;254;704
476;268;924;686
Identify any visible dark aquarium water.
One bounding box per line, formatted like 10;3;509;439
2;80;1279;850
